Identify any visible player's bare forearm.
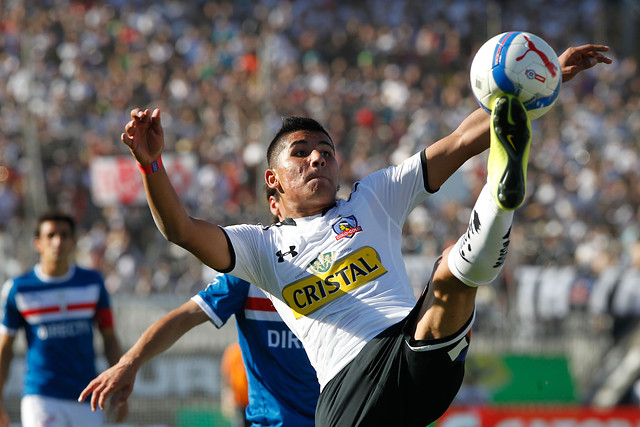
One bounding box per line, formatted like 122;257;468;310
0;335;14;427
0;404;8;427
423;108;490;190
121;301;208;369
141;166;233;271
0;335;14;401
79;302;207;411
121;107;233;271
141;168;194;243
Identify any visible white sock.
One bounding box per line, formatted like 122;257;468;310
447;183;514;287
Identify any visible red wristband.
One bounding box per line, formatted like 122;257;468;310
137;156;163;175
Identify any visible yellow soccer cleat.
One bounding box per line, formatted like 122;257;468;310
487;94;532;210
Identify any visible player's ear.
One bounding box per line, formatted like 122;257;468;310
269;195;281;220
265;168;279;190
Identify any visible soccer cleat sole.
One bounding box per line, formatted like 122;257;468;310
488;95;532;210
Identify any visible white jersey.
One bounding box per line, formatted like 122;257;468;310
224;151;432;388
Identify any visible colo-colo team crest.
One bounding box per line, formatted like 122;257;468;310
332;215;362;241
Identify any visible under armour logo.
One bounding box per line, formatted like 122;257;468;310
276;246;298;262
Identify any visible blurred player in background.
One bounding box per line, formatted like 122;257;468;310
0;210;125;427
221;341;250;427
80;191;319;426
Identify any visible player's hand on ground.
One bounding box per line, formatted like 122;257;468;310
78;362;136;413
121;108;165;166
559;44;612;83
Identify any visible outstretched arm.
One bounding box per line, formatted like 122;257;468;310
79;301;208;412
121;108;232;271
423;44;612;190
424;107;490;191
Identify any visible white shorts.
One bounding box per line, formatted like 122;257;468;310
21;395;104;427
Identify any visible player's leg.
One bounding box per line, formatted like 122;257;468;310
412;94;531;341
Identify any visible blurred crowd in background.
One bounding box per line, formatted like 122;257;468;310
0;0;638;300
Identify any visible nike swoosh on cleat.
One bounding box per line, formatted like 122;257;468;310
506;135;517;150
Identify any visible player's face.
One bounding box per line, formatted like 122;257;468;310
269;130;339;215
34;220;76;265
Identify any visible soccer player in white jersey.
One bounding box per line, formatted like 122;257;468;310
82;44;610;426
0;211;126;427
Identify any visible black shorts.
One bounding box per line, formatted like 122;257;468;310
315;280;474;427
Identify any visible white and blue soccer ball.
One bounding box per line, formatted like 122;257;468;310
470;31;562;120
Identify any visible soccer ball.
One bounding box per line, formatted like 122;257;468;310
470;31;562;120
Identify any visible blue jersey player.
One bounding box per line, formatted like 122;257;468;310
80;192;319;426
0;211;125;427
200;274;318;425
79;276;319;426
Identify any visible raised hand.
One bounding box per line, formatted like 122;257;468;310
121;108;165;166
559;44;612;83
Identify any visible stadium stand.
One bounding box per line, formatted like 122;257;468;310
1;0;639;424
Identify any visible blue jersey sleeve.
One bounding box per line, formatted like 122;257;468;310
1;280;23;333
192;274;251;328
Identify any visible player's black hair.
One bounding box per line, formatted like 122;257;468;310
35;210;76;237
266;116;334;167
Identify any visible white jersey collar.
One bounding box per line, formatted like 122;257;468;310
34;264;76;283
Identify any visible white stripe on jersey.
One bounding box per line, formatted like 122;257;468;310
245;310;282;322
245;287;281;322
15;284;101;324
